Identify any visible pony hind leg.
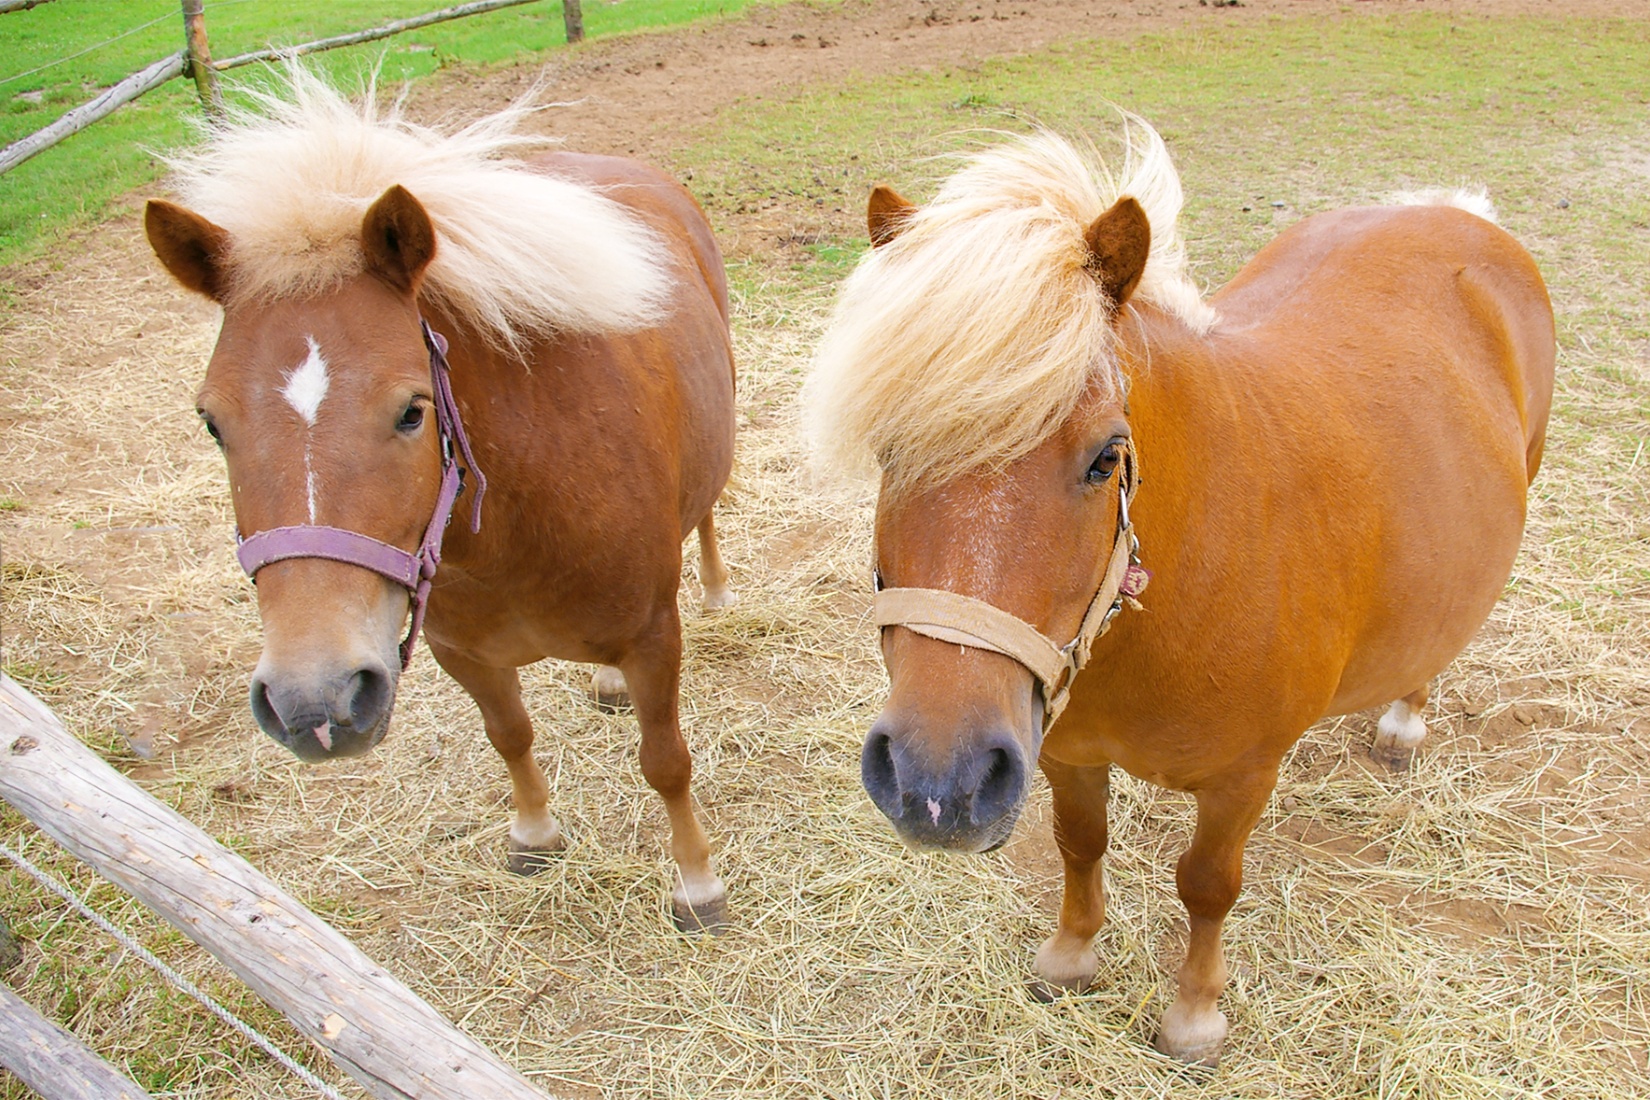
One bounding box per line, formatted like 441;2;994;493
1031;759;1111;1000
620;606;727;932
1155;769;1277;1067
696;510;737;611
429;643;565;874
1372;684;1430;772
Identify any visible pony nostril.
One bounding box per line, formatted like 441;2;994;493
249;676;284;739
972;743;1027;827
345;665;393;731
861;727;901;816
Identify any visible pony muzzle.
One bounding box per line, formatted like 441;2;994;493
861;719;1032;853
249;659;397;762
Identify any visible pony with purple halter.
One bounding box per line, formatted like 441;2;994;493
145;68;739;931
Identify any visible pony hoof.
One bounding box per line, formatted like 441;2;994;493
1027;974;1089;1003
592;689;632;714
507;835;566;876
1153;1032;1222;1069
671;895;728;935
1154;1003;1226;1067
591;666;631;713
702;587;738;613
1371;742;1415;772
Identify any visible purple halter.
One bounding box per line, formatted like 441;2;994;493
234;321;487;669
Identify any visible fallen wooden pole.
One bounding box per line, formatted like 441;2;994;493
0;51;184;176
0;981;158;1100
213;0;542;72
0;674;558;1100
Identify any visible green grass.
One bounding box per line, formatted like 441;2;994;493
0;0;814;269
688;13;1649;281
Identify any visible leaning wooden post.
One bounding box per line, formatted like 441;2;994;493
562;0;583;43
0;982;158;1100
179;0;223;120
0;675;559;1100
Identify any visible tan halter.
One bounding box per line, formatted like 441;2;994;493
872;447;1143;732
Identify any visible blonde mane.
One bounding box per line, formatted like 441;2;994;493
167;64;671;349
804;116;1216;490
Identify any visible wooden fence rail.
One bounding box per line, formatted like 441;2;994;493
0;0;545;177
0;51;185;175
0;674;559;1100
0;981;158;1100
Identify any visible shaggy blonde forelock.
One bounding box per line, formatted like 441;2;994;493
805;117;1215;492
166;62;672;352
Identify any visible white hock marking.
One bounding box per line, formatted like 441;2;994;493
281;336;330;426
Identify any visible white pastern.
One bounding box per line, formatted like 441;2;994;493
281;336;330;426
509;812;564;850
1377;700;1428;751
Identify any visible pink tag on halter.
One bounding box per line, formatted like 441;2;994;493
1121;563;1151;598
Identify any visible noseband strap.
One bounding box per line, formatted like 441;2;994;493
234;321;486;670
871;448;1143;732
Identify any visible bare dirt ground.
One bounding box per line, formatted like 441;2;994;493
3;2;1649;1099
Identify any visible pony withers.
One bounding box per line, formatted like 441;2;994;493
145;69;738;931
806;118;1553;1062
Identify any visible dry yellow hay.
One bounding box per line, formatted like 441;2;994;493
3;39;1649;1100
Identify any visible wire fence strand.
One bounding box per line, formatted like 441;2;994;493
0;839;356;1100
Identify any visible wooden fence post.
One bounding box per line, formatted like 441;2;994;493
0;982;158;1100
563;0;583;43
179;0;223;119
0;675;559;1100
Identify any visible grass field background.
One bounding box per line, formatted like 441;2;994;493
0;0;807;268
2;5;1648;1099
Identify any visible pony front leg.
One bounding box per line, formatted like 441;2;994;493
621;610;727;932
1031;758;1111;999
1155;771;1276;1066
429;643;564;873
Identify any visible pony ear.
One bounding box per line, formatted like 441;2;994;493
1083;196;1151;308
146;200;232;301
361;185;437;294
867;185;917;248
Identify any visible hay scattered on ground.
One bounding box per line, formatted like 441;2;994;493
4;23;1649;1100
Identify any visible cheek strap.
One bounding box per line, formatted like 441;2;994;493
871;448;1144;731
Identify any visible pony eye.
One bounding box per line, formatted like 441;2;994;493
198;411;223;446
397;402;426;432
1085;443;1121;486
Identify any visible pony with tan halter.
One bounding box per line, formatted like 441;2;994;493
145;69;737;930
807;118;1553;1062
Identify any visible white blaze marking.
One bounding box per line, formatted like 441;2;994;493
280;337;330;425
927;797;942;825
279;336;329;523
